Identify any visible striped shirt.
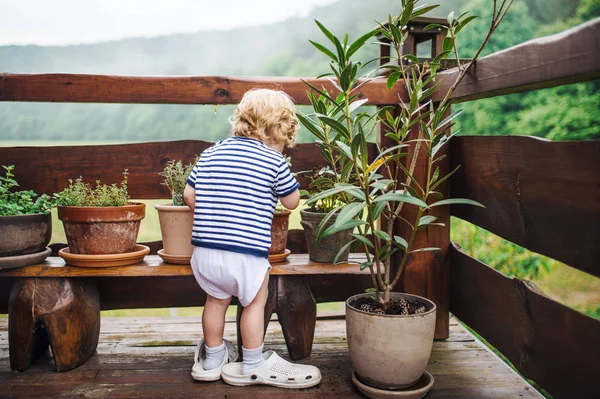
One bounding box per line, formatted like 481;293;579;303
186;136;299;258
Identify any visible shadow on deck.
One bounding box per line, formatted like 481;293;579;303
0;315;541;398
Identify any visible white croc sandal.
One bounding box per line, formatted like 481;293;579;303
191;339;239;381
221;350;321;389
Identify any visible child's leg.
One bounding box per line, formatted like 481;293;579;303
240;273;269;374
203;294;231;346
202;294;231;370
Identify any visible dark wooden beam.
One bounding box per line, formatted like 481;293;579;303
0;74;406;105
450;243;600;399
0;141;376;198
434;18;600;103
450;136;600;277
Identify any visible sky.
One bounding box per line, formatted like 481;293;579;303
0;0;338;46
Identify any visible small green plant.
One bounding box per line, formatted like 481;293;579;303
159;159;196;206
299;166;346;213
0;165;56;216
57;170;130;207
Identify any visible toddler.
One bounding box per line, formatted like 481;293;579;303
183;89;321;388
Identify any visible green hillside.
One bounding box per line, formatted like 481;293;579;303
3;0;596;143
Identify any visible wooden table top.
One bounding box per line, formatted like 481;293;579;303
0;254;370;278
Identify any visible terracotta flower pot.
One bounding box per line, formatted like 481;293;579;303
300;209;352;263
346;292;436;391
58;203;145;255
0;213;52;257
269;210;291;255
155;203;194;257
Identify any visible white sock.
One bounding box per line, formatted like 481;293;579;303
242;344;264;375
203;341;226;370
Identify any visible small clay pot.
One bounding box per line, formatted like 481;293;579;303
300;209;353;263
0;213;52;257
155;203;194;257
269;210;291;255
58;203;145;255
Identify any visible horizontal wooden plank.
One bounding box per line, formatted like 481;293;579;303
0;254;369;278
0;74;406;105
450;136;600;277
450;243;600;399
0;141;373;198
434;19;600;103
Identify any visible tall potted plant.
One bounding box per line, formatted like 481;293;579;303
301;0;511;396
0;165;55;269
56;171;147;264
155;159;195;264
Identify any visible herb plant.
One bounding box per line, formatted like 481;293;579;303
0;165;56;216
159;159;196;206
300;0;512;308
57;170;130;207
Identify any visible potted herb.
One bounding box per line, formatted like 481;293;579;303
57;170;146;255
301;1;508;396
0;165;54;264
298;167;353;263
155;159;195;264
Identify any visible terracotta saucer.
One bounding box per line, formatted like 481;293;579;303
58;244;150;267
157;249;192;265
0;247;52;270
269;249;291;264
351;370;434;399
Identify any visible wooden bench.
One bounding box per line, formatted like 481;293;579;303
0;253;370;371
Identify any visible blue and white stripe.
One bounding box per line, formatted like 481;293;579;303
186;136;299;258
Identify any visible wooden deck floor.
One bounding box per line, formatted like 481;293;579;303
0;315;542;398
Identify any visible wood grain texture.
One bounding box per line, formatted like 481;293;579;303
450;136;600;277
0;141;377;198
0;254;369;278
0;316;543;398
450;243;600;399
276;276;317;360
0;74;406;105
8;278;100;372
434;19;600;103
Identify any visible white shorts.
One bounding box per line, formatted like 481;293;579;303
191;246;271;307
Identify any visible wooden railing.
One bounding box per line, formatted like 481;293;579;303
0;17;599;399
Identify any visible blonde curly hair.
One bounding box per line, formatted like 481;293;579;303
230;89;299;147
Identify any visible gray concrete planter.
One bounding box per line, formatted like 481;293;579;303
0;213;52;257
300;209;353;263
346;292;436;392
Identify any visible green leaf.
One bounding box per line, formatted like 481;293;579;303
372;201;387;220
455;15;478;35
336;141;353;160
334;239;357;264
393;235;408;250
429;198;486;208
315;20;336;45
373;191;428;208
336;201;367;227
411;4;439;19
447;11;455;25
317;115;350;140
387;71;402;90
360;262;373;271
399;2;414;26
443;36;454;52
306;185;352;206
431;166;440;184
351;233;374;248
374;230;391;242
410;247;441;253
348;98;369;113
404;54;419;64
309;40;338;62
297;113;326;142
322;220;367;239
424;23;446;31
418;215;438;227
347;28;379;59
430;164;461;191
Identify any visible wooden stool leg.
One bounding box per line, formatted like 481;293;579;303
236;277;277;358
8;280;50;371
276;276;317;360
8;278;100;372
